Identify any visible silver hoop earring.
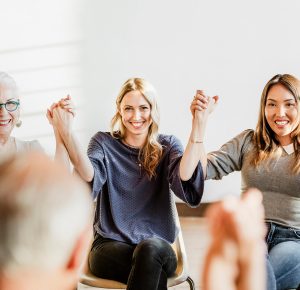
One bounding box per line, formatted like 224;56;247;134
16;120;22;128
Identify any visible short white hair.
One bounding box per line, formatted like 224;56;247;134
0;152;93;273
0;71;19;97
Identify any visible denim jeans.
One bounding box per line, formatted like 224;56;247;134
89;233;177;290
266;222;300;290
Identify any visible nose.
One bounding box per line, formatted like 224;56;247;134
276;105;286;117
0;104;6;112
133;109;141;120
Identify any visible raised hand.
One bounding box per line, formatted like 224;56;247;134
190;90;219;120
47;95;75;137
203;189;266;290
58;94;75;117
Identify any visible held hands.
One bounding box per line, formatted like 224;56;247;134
46;95;75;136
190;90;219;120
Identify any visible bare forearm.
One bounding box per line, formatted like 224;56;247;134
60;131;94;182
180;116;208;180
53;129;71;170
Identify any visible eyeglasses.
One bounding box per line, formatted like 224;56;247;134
0;100;20;112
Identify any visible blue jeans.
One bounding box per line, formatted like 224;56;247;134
266;222;300;290
89;233;177;290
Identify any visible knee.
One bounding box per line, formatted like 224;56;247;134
269;241;300;268
133;238;170;263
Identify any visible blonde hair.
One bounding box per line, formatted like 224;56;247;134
252;74;300;173
110;78;162;179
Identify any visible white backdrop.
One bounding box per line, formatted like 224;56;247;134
82;0;300;201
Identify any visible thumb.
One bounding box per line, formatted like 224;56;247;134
212;95;219;104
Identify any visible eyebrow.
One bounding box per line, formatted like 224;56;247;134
123;104;149;107
266;98;295;102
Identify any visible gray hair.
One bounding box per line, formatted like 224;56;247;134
0;72;19;97
0;152;93;273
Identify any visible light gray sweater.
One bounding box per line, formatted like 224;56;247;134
206;129;300;229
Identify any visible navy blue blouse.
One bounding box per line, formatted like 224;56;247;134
88;132;204;244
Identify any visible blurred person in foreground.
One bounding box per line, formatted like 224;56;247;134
203;189;266;290
0;152;93;290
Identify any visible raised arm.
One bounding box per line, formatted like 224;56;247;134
179;90;218;180
49;96;94;182
46;102;70;170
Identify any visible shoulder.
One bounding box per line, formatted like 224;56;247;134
90;131;115;145
231;129;254;153
158;134;182;147
236;129;254;142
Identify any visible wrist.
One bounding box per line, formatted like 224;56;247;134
190;139;203;144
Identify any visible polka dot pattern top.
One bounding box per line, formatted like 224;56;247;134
88;132;204;244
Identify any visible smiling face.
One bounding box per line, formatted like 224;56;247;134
119;90;152;141
0;84;20;139
264;84;299;145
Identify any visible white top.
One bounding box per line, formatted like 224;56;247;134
14;137;43;153
282;143;294;155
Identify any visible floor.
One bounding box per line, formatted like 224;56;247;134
78;217;210;290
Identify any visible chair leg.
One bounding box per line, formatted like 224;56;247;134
186;276;195;290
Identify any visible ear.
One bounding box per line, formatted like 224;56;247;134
66;225;92;272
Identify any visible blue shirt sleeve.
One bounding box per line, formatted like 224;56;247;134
167;135;204;207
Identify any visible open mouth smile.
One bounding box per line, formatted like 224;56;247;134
130;121;144;129
0;119;11;126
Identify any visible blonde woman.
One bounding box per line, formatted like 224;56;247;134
49;78;204;290
191;74;300;290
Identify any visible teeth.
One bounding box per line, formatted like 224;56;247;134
131;122;143;127
0;120;10;125
275;121;288;125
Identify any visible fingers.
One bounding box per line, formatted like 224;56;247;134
204;192;266;290
207;191;265;243
212;95;219;104
46;109;53;124
191;90;219;116
58;95;75;117
190;90;208;114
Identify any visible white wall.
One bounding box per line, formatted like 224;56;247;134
83;0;300;201
1;0;85;155
3;1;300;201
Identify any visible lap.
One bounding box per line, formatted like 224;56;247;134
269;241;300;268
266;223;300;289
88;233;176;282
89;233;135;282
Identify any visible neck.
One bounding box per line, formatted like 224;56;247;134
0;136;16;159
123;134;147;149
0;134;11;146
277;135;292;146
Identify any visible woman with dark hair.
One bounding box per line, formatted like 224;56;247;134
192;73;300;290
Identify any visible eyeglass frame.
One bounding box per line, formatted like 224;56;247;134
0;99;20;112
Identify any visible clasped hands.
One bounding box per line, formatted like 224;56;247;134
190;90;219;119
46;95;75;133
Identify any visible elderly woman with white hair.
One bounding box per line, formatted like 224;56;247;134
0;71;69;163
